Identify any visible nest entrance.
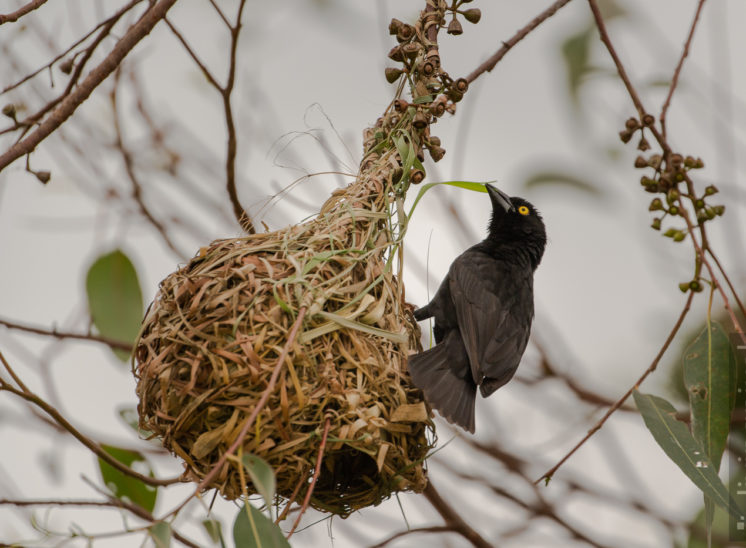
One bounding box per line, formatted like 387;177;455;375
134;165;435;516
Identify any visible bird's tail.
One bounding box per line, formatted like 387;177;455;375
407;342;476;433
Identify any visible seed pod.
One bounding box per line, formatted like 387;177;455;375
649;154;662;169
416;148;425;162
385;67;404;83
713;205;725;216
640;176;655;187
704;184;718;196
430;101;446;117
634;156;647;168
410;169;425;184
642;114;655;126
428;145;446;162
619;129;633;143
401;42;420;58
679;282;690;293
388;18;403;35
625;117;639;130
637;137;650;151
666;188;679;205
694;199;705;209
689;280;703;292
388;46;404;62
462;9;481;24
428;136;441;147
704;206;716;220
35;170;51;184
413;110;429;130
59;58;74;74
651;218;662;230
674;172;684;182
696;209;708;223
447;89;464;103
694;157;704;168
447;17;463;35
393;99;408;112
668;205;679;216
454;78;468;93
397;24;414;42
670;153;683;167
663;228;678;238
2;104;16;119
684;155;695;168
673;231;686;242
648;198;663;211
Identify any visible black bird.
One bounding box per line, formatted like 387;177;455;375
408;185;547;433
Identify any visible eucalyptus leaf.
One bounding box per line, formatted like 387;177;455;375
241;454;276;513
683;321;736;471
97;444;157;513
633;391;741;518
407;180;497;220
85;249;143;361
233;503;290;548
148;522;171;548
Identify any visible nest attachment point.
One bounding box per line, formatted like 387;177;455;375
134;164;435;516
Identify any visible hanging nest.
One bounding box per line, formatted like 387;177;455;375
132;2;471;518
134;141;436;515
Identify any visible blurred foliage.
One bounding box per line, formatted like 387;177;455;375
97;444;157;513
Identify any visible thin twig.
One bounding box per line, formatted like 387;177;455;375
0;351;180;487
660;0;707;138
466;0;574;84
0;317;132;351
287;415;331;538
537;291;694;484
368;526;461;548
163;17;222;89
0;0;48;25
0;0;179;172
423;481;492;548
111;68;184;257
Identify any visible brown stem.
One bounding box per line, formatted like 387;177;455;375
286;415;331;538
466;0;574;84
0;0;179;172
537;291;694;484
423;481;492;548
0;0;48;25
660;0;707;138
368;526;462;548
0;316;132;351
0;351;180;487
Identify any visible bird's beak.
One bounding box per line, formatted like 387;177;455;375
486;184;514;213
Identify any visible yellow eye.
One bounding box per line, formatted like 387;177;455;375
518;205;530;216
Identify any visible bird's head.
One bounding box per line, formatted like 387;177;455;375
486;184;547;269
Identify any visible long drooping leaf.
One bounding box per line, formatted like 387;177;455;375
241;454;276;514
233;503;290;548
407;180;496;220
683;321;736;472
85;249;143;361
97;444;157;512
633;391;741;518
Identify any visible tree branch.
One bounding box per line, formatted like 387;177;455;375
0;0;179;173
466;0;574;84
0;0;48;25
423;481;492;548
0;316;132;351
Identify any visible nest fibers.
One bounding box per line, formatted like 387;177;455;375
133;148;435;516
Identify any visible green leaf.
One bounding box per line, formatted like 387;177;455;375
202;518;225;547
522;171;602;197
97;444;157;513
85;250;143;361
148;522;171;548
687;465;746;546
233;503;290;548
633;391;741;518
683;321;736;472
241;454;276;513
117;405;154;438
407;180;497;220
561;26;593;103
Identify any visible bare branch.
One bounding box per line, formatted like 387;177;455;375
537;291;694;484
466;0;574;84
660;0;707;138
0;316;132;351
423;482;492;548
0;0;48;25
0;0;179;172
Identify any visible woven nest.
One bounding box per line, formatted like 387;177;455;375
133;148;435;516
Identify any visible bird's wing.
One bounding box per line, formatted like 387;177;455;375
449;251;533;388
